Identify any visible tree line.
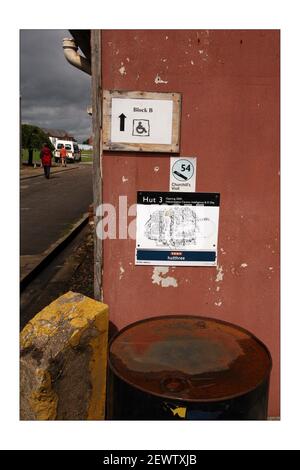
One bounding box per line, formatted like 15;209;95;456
21;124;54;166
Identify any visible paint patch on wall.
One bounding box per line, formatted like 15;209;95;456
215;265;224;283
119;64;126;76
154;74;168;84
119;264;125;280
152;267;178;288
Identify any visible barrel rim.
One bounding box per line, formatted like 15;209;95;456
108;314;273;403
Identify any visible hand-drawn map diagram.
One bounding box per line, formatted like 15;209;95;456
135;192;220;266
144;207;214;249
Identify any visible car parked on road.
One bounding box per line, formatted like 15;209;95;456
54;140;81;163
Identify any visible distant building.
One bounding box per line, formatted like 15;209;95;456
79;144;93;151
41;128;76;146
82;136;93;146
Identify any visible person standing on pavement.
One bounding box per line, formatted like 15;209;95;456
59;144;67;167
40;142;53;179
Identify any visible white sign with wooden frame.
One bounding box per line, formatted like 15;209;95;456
102;90;181;153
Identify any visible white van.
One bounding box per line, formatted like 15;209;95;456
54;140;81;163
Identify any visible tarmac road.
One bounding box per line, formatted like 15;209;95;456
20;164;93;256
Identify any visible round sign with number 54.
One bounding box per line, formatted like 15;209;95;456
170;157;197;192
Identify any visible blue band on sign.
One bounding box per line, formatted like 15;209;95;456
136;250;216;262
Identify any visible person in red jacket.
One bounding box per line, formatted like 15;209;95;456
59;144;67;167
40;142;53;179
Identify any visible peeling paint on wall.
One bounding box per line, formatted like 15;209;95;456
215;265;224;283
198;47;209;62
214;301;222;307
119;264;125;280
122;176;128;183
119;64;126;76
240;263;248;268
152;267;178;288
154;74;168;84
154;166;160;173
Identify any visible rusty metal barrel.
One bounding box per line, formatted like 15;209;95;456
107;316;272;420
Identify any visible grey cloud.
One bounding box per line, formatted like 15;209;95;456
20;29;92;142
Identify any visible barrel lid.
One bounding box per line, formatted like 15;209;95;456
109;316;272;402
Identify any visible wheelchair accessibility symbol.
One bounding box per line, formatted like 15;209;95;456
132;119;150;137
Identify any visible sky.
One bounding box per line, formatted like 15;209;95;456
20;30;92;143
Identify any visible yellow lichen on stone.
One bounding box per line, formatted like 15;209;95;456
28;370;58;420
70;317;89;329
21;292;99;349
87;305;109;420
20;291;109;420
68;329;82;348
